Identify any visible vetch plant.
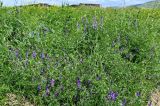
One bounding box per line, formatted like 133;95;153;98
107;91;118;101
136;91;141;97
32;51;36;58
76;78;81;88
46;86;50;96
37;85;41;93
40;52;45;59
121;98;127;106
0;5;159;106
92;16;98;30
50;79;55;87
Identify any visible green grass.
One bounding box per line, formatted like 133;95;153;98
0;6;160;106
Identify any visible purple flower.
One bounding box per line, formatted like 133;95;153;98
40;52;45;59
81;17;88;33
108;91;118;101
15;50;19;58
32;51;36;58
37;85;41;92
84;23;87;33
77;78;81;88
122;99;127;106
50;79;55;87
136;91;141;97
54;92;59;97
46;87;50;96
92;16;98;30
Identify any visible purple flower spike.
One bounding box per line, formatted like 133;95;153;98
46;87;50;96
108;91;118;101
122;99;127;106
15;50;19;58
77;78;81;88
32;51;36;58
40;52;45;59
136;91;141;97
84;24;87;33
92;16;98;30
37;85;41;92
50;79;55;87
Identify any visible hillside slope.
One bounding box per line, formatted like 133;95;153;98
131;1;160;8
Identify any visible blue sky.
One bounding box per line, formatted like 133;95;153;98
1;0;154;7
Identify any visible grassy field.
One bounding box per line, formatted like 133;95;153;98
0;6;160;106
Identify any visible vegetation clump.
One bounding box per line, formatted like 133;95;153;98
0;6;160;106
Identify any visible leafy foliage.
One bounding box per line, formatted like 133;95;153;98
0;6;160;106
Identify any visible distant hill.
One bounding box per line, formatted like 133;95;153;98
130;1;160;8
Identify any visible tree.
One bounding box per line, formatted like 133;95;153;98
0;1;3;7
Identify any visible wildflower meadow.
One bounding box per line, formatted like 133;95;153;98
0;4;160;106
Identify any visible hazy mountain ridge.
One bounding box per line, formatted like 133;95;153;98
130;1;160;8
